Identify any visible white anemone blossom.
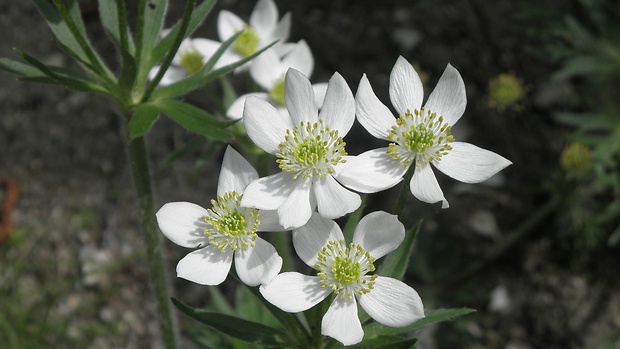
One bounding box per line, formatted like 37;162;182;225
226;40;328;120
240;68;361;229
260;211;425;346
148;36;235;86
217;0;294;70
155;146;284;286
338;56;512;208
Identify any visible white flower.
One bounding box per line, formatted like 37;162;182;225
260;211;425;346
217;0;294;70
338;56;512;208
148;36;235;86
226;40;328;120
240;68;361;229
155;146;284;286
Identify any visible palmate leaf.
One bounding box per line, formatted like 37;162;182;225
152;37;277;99
172;298;289;347
363;308;475;339
155;99;235;141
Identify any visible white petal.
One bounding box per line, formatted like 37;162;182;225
277;178;313;229
355;74;395;140
250;0;278;35
282;40;314;79
241;172;296;210
259;273;331;312
352;211;404;259
358;276;424;327
410;164;448;208
190;38;221;63
234;237;282;286
149;66;186;86
336;149;406;193
269;13;292;55
322;298;363;346
433;142;512;183
423;64;467;127
218;10;245;41
318;72;355;136
176;246;233;285
389;56;424;116
243;96;292;154
226;92;270;120
257;209;286;232
313;175;360;220
285;68;318;125
156;202;209;248
250;49;285;90
217;146;259;196
293;212;344;267
312;83;328;109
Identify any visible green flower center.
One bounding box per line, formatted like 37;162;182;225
269;75;286;106
179;49;204;75
202;191;259;252
277;120;347;179
387;108;454;168
233;25;260;57
315;240;377;300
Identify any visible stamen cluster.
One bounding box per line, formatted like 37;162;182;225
387;108;454;168
179;49;204;75
277;120;347;179
202;191;260;252
269;75;286;105
234;24;260;57
315;240;377;300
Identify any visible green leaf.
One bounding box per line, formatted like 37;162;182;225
220;75;238;110
130;104;160;139
118;46;137;93
343;195;366;243
0;58;42;76
377;220;422;280
31;0;88;62
140;0;168;60
172;298;288;347
150;0;217;67
152;38;277;99
156;99;234;141
98;0;135;54
363;308;476;338
355;335;418;348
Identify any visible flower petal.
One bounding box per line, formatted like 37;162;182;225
277;178;313;229
149;66;186;86
389;56;424;116
282;40;314;78
259;273;330;312
191;38;228;68
217;146;259;196
226;92;270;120
156;202;209;248
312;82;328;109
176;246;233;285
257;209;285;231
218;10;245;41
423;63;466;127
313;175;360;220
250;0;278;36
285;68;318;125
336;149;406;193
358;276;424;327
244;96;293;154
293;212;344;267
319;72;355;136
355;74;395;140
433;142;512;183
250;49;285;90
410;164;448;208
322;298;363;346
352;211;404;259
241;172;295;210
234;237;282;286
269;13;292;56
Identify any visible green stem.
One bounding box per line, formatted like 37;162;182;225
115;0;129;53
126;128;178;349
393;165;416;217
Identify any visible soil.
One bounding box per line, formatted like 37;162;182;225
1;0;619;348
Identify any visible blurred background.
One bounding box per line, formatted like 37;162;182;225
1;0;619;348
